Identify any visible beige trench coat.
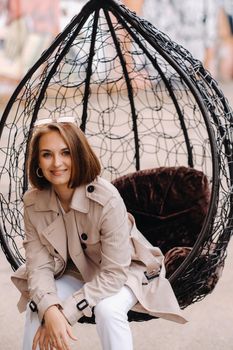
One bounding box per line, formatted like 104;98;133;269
11;176;187;325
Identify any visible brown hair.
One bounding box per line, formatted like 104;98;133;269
28;122;101;190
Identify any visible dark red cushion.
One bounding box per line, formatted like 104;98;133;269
112;166;210;254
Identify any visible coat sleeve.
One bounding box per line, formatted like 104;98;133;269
62;195;132;325
23;207;63;322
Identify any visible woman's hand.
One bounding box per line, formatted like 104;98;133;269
32;326;51;350
32;305;78;350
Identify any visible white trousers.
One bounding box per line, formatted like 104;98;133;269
22;275;137;350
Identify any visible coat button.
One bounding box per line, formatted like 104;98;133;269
81;233;88;240
87;185;95;193
81;243;87;250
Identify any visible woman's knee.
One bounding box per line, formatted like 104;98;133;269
95;297;127;324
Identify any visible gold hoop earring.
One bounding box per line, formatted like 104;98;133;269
36;167;44;178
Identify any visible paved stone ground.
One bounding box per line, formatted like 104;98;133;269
0;82;233;349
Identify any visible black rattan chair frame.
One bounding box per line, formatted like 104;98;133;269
0;0;233;319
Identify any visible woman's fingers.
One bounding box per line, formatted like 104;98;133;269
66;325;78;341
56;333;72;350
38;328;47;350
32;326;43;350
43;334;53;350
43;329;76;349
50;338;58;349
32;325;60;350
45;333;69;350
33;326;53;350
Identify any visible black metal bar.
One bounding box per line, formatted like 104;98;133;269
104;9;140;170
0;223;20;270
80;8;100;132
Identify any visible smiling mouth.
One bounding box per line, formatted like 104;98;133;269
51;170;67;176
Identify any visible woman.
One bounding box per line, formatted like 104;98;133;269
11;120;186;350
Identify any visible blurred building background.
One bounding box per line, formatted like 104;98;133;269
0;0;233;102
0;0;86;99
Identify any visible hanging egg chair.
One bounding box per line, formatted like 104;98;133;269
0;0;233;323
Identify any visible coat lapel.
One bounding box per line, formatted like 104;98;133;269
41;215;68;261
34;189;68;261
70;185;89;213
34;187;59;212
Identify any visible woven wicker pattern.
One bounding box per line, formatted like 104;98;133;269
0;0;233;321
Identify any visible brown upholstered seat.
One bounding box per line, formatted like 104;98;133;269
112;166;211;278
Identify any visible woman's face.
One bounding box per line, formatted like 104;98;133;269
38;130;72;190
